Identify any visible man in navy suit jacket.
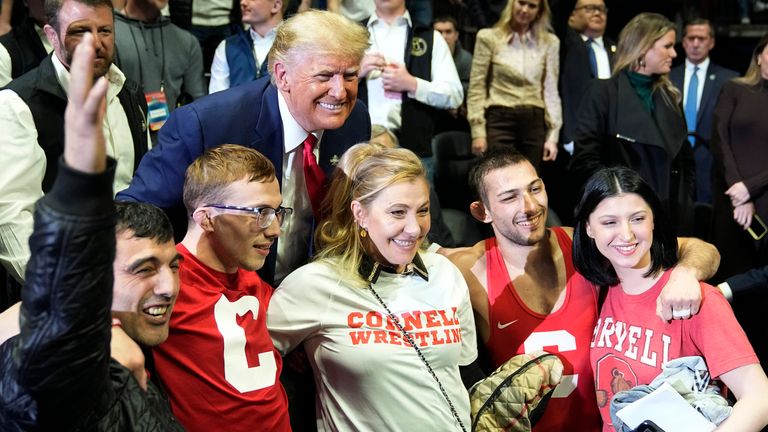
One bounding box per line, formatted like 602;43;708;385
549;0;614;224
670;19;738;204
118;10;372;285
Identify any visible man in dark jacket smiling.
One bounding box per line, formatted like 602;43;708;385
0;32;182;431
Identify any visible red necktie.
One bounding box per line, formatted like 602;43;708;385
302;134;326;218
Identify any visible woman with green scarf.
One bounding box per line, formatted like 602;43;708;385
569;12;695;235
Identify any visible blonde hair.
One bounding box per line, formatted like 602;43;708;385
314;143;425;287
267;9;370;82
494;0;553;42
183;144;276;214
735;32;768;86
370;124;399;147
612;13;681;106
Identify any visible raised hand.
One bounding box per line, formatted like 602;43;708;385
64;32;109;174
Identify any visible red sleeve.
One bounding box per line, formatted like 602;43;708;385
687;284;758;379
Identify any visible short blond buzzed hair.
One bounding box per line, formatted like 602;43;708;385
183;144;276;214
267;9;370;81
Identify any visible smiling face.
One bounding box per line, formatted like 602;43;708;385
203;178;282;273
44;0;114;78
586;193;654;275
354;178;430;272
682;24;714;65
111;231;180;347
274;49;359;133
478;161;548;246
640;29;677;75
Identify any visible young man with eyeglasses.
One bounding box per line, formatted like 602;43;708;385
152;144;292;432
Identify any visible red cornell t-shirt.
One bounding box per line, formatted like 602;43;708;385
588;269;758;432
153;245;291;432
484;227;602;431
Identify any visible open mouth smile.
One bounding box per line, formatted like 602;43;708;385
319;102;343;110
515;213;542;228
392;239;417;249
612;243;638;255
143;304;172;323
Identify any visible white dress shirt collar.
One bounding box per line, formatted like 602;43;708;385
52;54;126;101
249;26;276;42
367;9;412;28
507;29;537;47
685;57;710;73
277;90;323;154
580;33;605;47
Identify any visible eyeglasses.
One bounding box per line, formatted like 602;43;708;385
576;4;607;14
204;204;293;228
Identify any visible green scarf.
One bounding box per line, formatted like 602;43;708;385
625;70;655;114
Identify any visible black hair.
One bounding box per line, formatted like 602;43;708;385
572;166;678;286
115;201;174;244
44;0;113;32
683;18;714;38
433;16;459;30
468;146;532;203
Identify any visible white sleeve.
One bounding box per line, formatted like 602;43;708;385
267;263;330;356
411;30;463;110
0;45;13;87
208;40;230;94
542;35;562;143
0;90;47;282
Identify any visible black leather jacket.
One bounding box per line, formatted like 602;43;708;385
0;158;182;431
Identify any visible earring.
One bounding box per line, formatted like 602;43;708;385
360;227;367;238
639;59;646;68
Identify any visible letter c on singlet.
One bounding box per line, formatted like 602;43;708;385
523;330;578;398
214;295;278;393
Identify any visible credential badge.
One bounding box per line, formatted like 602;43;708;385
411;37;428;57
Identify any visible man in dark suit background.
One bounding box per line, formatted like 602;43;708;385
547;0;614;224
670;18;737;204
117;9;371;286
559;0;614;150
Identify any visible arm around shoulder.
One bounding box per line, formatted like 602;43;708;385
677;237;720;281
654;237;719;320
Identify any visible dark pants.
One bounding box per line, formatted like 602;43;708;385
485;105;547;171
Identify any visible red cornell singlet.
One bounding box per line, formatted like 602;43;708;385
484;227;602;431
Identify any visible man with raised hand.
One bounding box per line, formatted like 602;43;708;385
0;32;181;431
0;0;149;289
